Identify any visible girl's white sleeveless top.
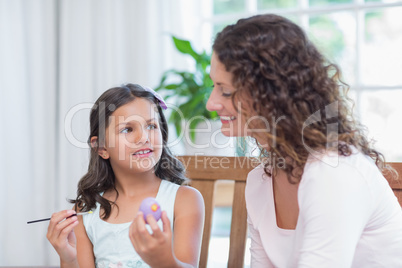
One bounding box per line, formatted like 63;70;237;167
83;180;180;268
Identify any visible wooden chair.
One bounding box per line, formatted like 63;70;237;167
385;162;402;207
178;156;258;268
178;156;402;268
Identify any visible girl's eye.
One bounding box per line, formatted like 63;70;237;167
120;127;132;134
147;124;157;130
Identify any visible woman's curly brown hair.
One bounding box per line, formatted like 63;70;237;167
213;14;393;183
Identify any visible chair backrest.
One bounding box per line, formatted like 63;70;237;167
178;155;258;268
178;156;402;268
385;162;402;207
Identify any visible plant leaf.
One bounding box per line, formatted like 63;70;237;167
188;117;204;142
172;36;200;61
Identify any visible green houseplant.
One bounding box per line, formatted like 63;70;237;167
154;36;218;141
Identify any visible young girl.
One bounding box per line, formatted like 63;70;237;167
47;84;204;268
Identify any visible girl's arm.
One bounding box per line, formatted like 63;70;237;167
46;208;95;268
46;210;79;268
74;213;95;267
171;186;205;267
129;186;204;268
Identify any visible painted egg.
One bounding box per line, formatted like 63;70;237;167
139;197;161;223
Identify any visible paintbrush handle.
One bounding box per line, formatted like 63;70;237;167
27;218;52;224
27;213;81;224
27;211;93;224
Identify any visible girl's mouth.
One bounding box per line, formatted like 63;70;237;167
132;149;153;158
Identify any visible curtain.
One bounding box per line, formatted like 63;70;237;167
0;0;58;263
0;0;196;265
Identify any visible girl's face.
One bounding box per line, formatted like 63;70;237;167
101;98;163;174
207;52;248;137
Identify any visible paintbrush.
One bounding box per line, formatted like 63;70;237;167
27;211;93;224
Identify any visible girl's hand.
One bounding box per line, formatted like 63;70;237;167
129;211;177;267
46;210;79;265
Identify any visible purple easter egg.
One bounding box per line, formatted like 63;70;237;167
139;197;161;224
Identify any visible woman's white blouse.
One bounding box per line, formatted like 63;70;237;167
246;149;402;268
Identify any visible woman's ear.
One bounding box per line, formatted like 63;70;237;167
90;136;109;159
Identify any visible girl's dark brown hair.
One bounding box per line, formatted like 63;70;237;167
213;14;392;182
70;83;187;219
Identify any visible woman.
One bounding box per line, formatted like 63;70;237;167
206;14;402;267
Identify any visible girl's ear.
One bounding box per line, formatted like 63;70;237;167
90;136;98;149
90;136;109;159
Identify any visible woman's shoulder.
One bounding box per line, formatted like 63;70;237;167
247;163;270;182
301;148;383;191
245;164;271;201
305;148;377;175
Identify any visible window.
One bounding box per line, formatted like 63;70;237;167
199;0;402;162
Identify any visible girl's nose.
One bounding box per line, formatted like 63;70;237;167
206;89;223;112
135;128;150;144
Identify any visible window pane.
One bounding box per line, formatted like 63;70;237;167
208;206;252;267
361;7;402;86
365;0;401;3
360;89;402;161
213;20;237;38
212;15;299;48
286;15;300;24
213;0;245;15
258;0;297;9
310;0;352;7
308;12;357;85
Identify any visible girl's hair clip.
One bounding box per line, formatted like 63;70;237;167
143;86;168;110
